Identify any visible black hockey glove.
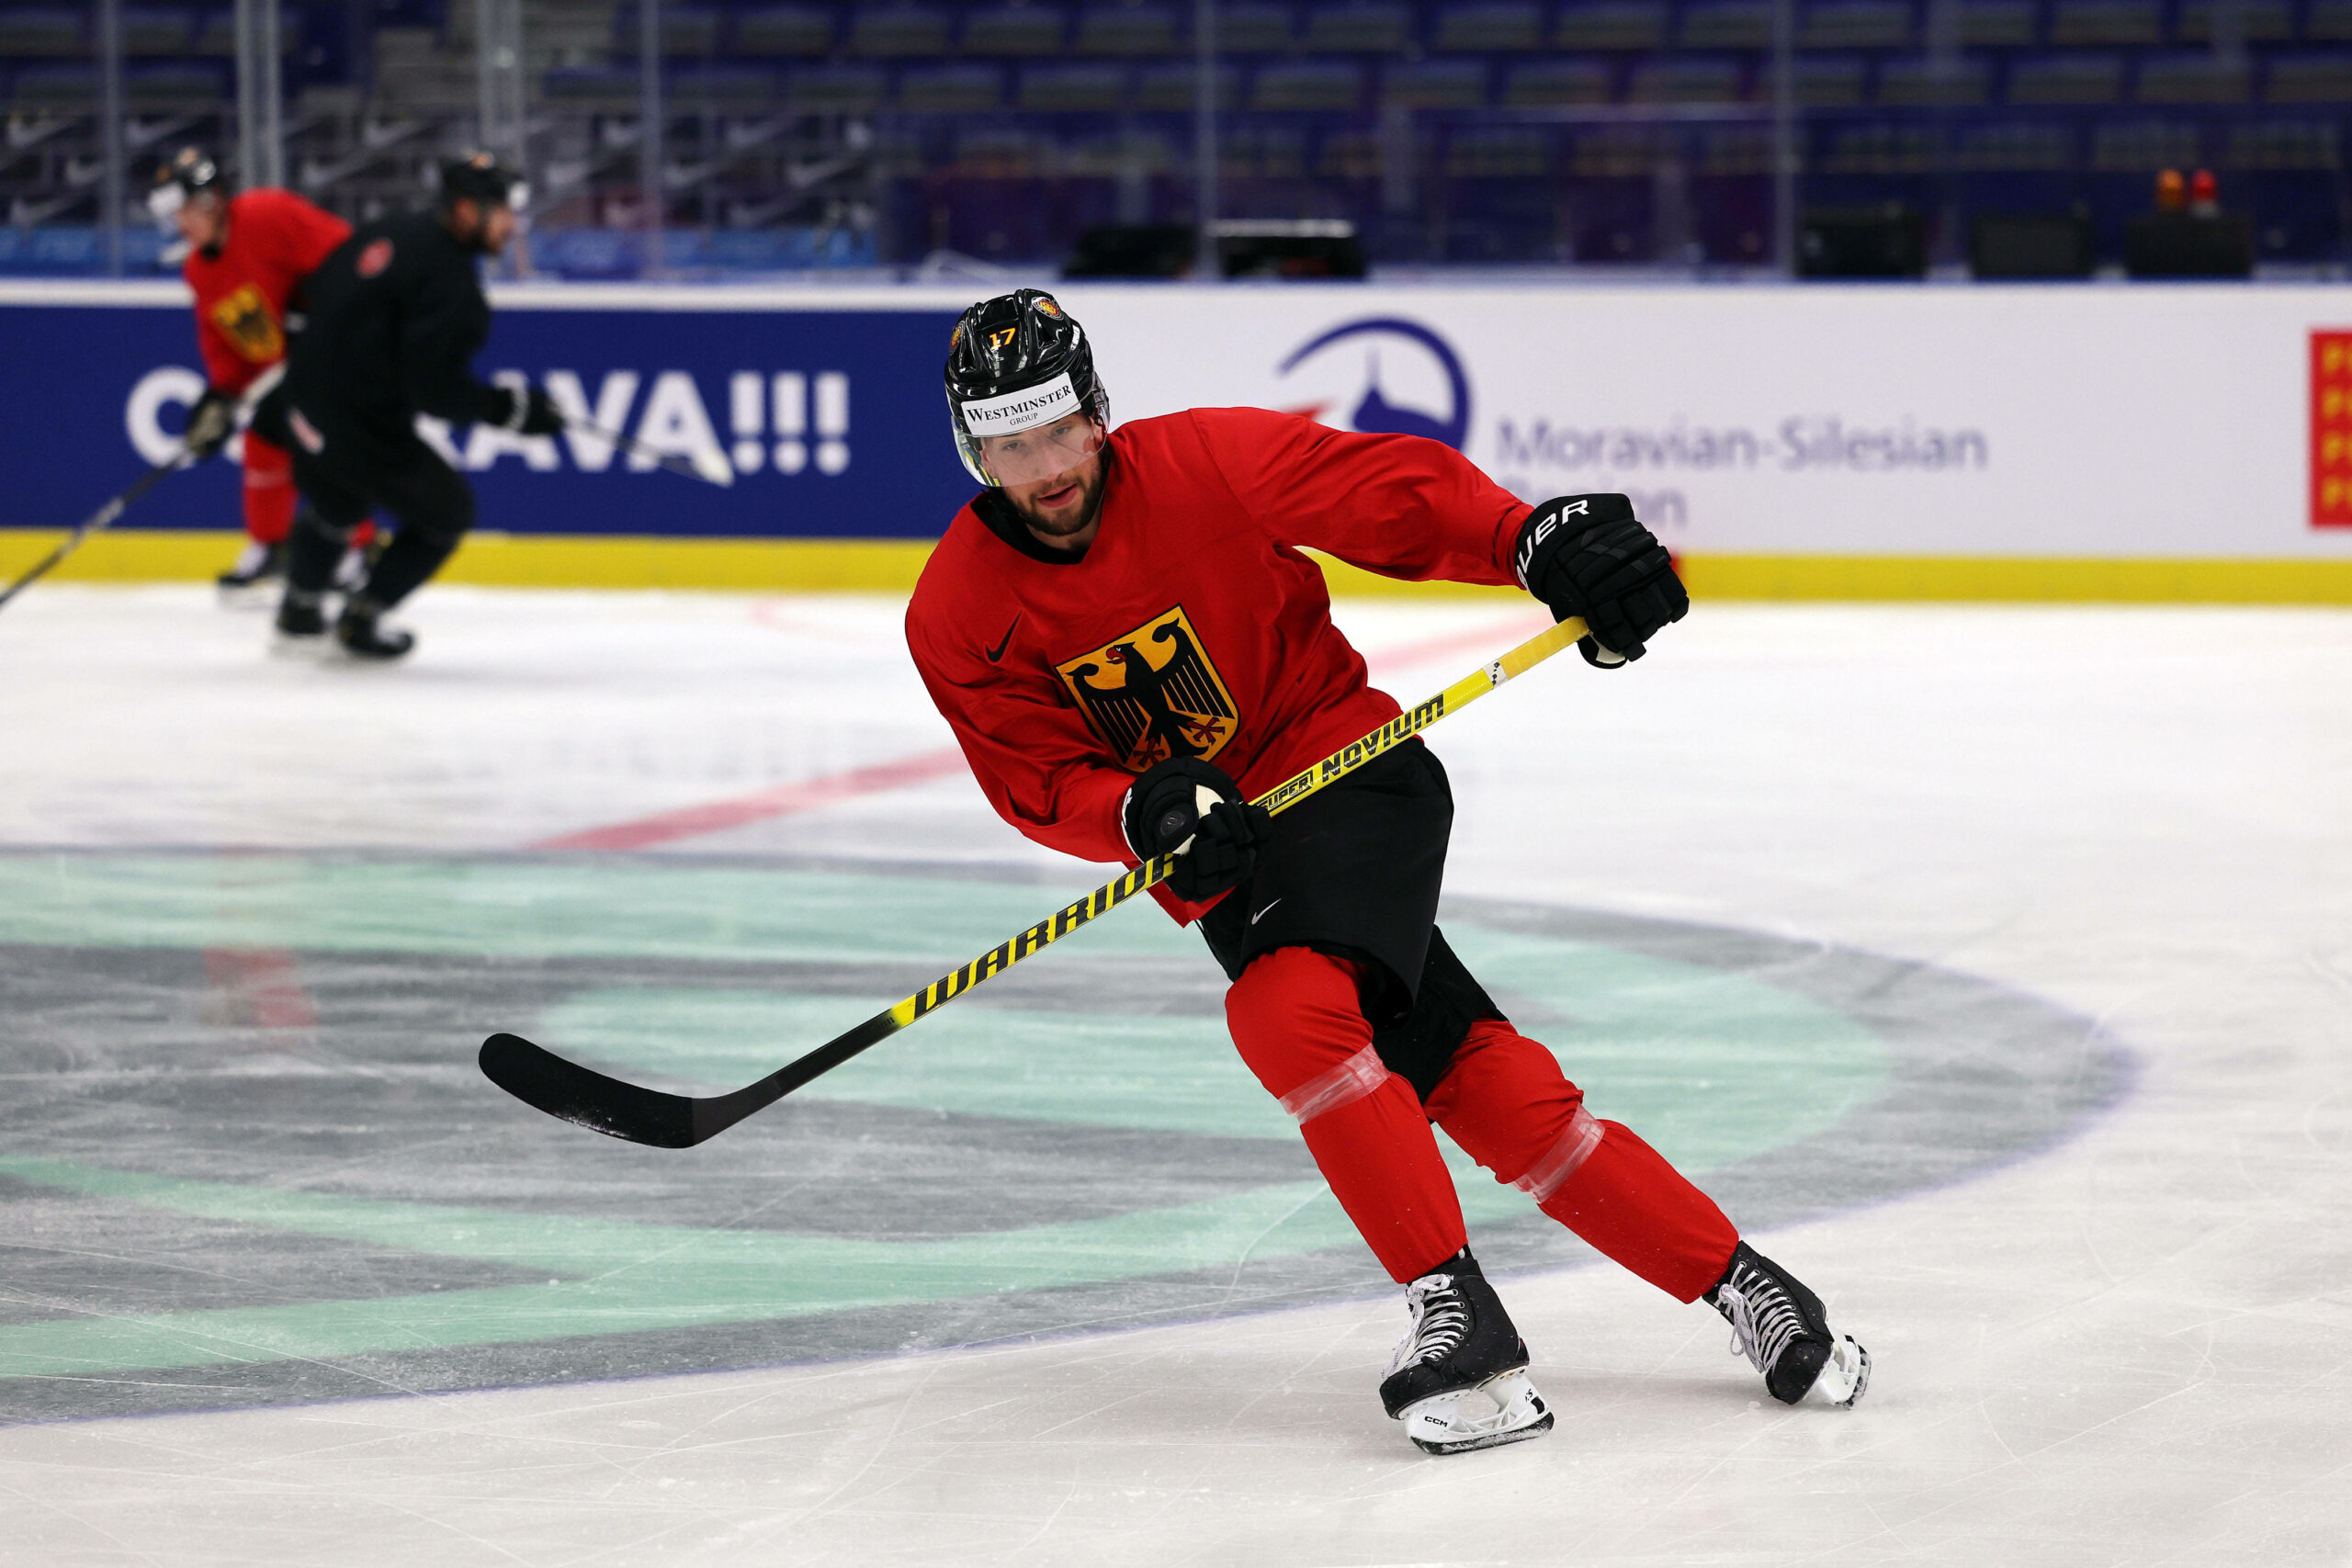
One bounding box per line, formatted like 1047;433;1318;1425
183;388;236;461
514;384;565;437
1122;757;1270;903
1513;493;1689;668
493;377;566;438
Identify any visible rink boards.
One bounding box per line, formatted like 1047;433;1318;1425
5;277;2352;600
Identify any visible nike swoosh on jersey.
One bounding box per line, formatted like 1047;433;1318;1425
1250;898;1282;925
985;614;1022;662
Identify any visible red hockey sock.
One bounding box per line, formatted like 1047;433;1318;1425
1428;1019;1738;1303
1226;946;1465;1283
241;446;295;545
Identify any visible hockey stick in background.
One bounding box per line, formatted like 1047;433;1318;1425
0;365;291;616
569;419;736;488
0;454;191;615
480;615;1589;1148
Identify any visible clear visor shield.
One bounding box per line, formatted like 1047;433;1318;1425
967;412;1103;487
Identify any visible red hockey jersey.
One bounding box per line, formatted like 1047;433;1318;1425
905;406;1532;917
181;187;351;395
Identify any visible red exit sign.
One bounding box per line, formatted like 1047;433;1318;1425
2312;331;2352;527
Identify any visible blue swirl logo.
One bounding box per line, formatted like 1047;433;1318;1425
1274;317;1473;450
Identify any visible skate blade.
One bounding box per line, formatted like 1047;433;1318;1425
1804;1334;1870;1408
1401;1369;1555;1456
268;629;333;660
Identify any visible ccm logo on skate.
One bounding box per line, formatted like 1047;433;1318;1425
121;366;853;480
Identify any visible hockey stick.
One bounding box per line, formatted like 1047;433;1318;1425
0;455;191;615
570;419;736;488
481;614;1589;1147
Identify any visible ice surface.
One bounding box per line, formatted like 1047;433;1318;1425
0;586;2346;1565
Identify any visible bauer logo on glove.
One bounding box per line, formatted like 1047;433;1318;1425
1513;493;1690;669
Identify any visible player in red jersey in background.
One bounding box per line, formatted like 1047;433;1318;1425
149;147;369;593
906;290;1869;1454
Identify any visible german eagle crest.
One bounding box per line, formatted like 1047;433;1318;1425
1055;606;1239;772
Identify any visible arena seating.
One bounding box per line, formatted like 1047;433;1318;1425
0;0;2345;267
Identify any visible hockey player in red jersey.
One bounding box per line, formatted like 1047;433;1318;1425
149;146;367;592
906;290;1869;1453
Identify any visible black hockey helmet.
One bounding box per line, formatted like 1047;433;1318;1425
437;150;529;215
147;145;226;223
944;288;1110;486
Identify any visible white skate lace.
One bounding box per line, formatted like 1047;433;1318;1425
1388;1274;1472;1376
1718;1268;1805;1377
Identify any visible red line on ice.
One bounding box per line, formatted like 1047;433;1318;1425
528;609;1545;853
528;746;970;852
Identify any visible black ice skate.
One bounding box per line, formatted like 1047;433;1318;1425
1706;1241;1870;1407
1379;1251;1554;1455
218;540;287;594
334;599;414;660
273;590;328;649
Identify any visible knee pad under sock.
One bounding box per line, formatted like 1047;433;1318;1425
1430;1020;1737;1303
1227;947;1466;1282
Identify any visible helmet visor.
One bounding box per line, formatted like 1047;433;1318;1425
970;411;1104;487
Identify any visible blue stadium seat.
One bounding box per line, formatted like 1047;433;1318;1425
2304;0;2352;40
734;7;837;56
847;7;954;55
1431;2;1545;51
1136;60;1238;104
1502;57;1614;101
9;63;93;106
2267;52;2352;98
677;65;782;104
2172;0;2290;42
120;7;193;54
1800;1;1910;50
1251;60;1363;107
786;62;889;105
2047;0;2161;46
1954;121;2072;168
965;6;1069;54
2134;51;2250;101
1679;0;1771;47
2224;119;2340;164
1018;62;1128;105
1627;54;1747;98
1954;0;2036;45
1302;2;1413;51
1820;122;1932;172
899;62;1004;107
615;6;722;55
1796;53;1868;102
1445;127;1555;175
1551;1;1667;49
1075;3;1179;53
127;61;227;106
1216;3;1296;51
2087;118;2198;169
1876;51;1990;101
0;9;85;56
1385;59;1487;105
543;67;643;107
2007;51;2126;100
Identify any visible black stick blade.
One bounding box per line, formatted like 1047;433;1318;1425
479;1032;701;1148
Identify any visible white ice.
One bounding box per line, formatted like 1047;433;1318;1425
0;586;2346;1565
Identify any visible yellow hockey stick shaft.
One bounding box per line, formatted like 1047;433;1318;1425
885;615;1587;1028
481;615;1588;1146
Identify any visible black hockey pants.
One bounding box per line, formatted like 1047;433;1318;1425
283;425;475;612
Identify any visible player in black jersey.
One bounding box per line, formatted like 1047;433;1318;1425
255;152;562;660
